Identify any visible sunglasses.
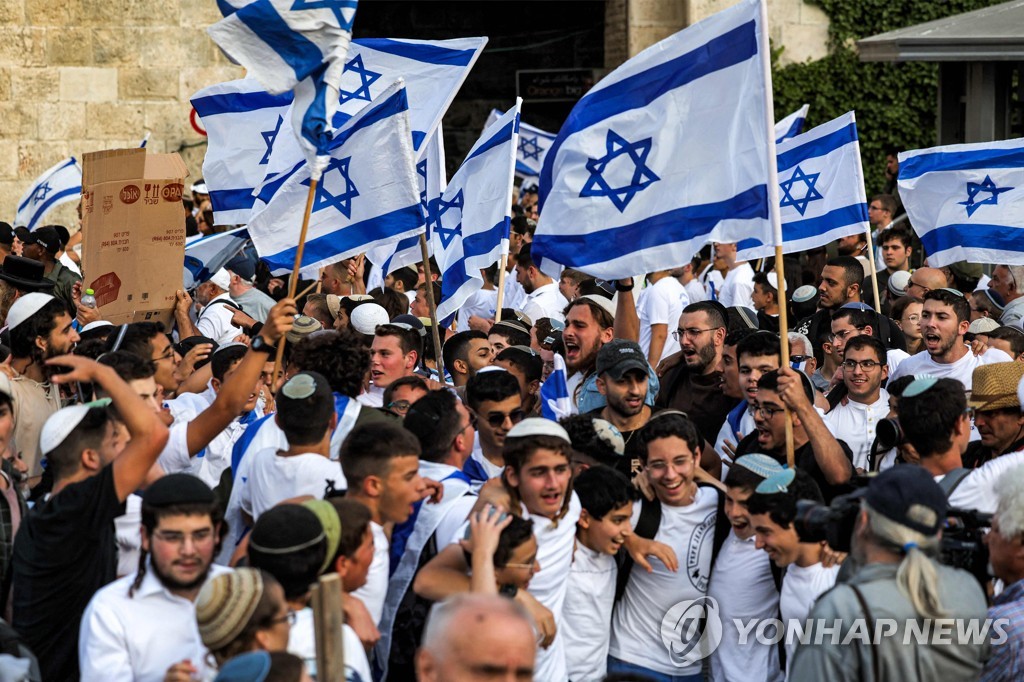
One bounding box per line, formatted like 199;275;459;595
474;409;527;429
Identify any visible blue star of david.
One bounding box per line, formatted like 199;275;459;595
338;55;381;106
519;135;541;162
959;175;1014;217
290;0;357;28
779;165;823;216
32;182;52;205
260;115;283;166
433;190;464;249
417;159;428;207
579;129;660;212
302;156;359;218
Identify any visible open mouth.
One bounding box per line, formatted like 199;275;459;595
564;339;580;360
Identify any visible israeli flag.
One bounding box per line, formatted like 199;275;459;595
532;0;773;280
486;108;556;178
183;226;251;290
366;124;447;283
14;157;82;231
775;103;808;143
191;78;294;225
247;80;424;277
139;132;151;148
253;36;486;210
898;138;1024;267
737;111;869;260
540;353;572;421
432;102;520;322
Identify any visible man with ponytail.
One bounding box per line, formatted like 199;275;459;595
790;465;989;680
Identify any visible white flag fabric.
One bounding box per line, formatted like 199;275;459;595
248;81;423;277
532;0;772;280
775;103;808;144
898;138;1024;267
366;124;447;283
252;36;486;211
14;158;82;231
432;102;520;322
540;353;572;421
190;78;294;225
485;108;556;178
183;226;250;289
737;112;869;260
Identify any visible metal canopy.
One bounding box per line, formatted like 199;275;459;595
858;0;1024;62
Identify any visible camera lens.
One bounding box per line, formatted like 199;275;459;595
875;418;902;450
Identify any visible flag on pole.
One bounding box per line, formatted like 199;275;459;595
532;0;772;280
485;108;555;178
183;226;251;289
139;132;151;148
247;80;424;277
191;79;294;225
736;112;869;260
432;102;520;322
366;124;447;285
252;36;486;210
775;103;808;143
14;158;82;231
898;138;1024;267
540;353;572;420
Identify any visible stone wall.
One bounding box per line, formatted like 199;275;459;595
0;0;242;228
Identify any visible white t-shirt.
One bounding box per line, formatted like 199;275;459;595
708;531;783;682
289;607;371;682
610;487;718;676
563;542;617;682
522;281;569;324
469;439;505;480
684;278;707;304
718;263;755;309
503;269;527;311
779;562;839;669
886;348;911;376
638;276;690;363
888;346;1012;391
239;448;345;520
942;449;1024;514
825;390;895;471
195;292;244;345
457;288;499;332
352;522;389;626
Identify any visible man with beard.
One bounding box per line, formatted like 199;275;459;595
591;340;661;477
825;336;895;472
5;293;79;483
657;301;738;446
963;362;1024;468
794;256;864;348
79;474;229;681
890;289;1011;390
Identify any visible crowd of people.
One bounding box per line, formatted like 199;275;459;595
0;174;1022;682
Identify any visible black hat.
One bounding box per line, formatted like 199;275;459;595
861;465;946;536
225;253;256;283
249;504;325;555
12;226;30;244
143;473;215;507
595;339;649;380
51;225;70;248
0;223;13;246
0;256;56;292
24;226;60;255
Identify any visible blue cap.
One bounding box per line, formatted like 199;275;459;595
214;651;271;682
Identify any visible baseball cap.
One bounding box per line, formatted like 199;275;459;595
595;339;649;380
225;254;256;283
6;292;57;331
24;226;60;255
861;465;947;536
208;268;231;291
0;223;13;246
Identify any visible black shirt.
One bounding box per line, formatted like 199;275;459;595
735;431;855;503
656;365;740;447
963;435;1024;470
12;465;124;681
587;406;666;479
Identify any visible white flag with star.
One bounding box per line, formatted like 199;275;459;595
485;108;555;178
899;137;1024;267
14;157;82;231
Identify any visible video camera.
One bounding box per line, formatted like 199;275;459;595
793;492;992;587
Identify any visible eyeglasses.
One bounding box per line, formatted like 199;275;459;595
842;359;881;371
753;403;784;419
503;560;537;570
907;279;931;294
152;528;215;546
386;400;411;414
477;409;526;429
790;355;812;364
154;346;176;363
672;327;722;342
828;327;865;343
268;610;297;627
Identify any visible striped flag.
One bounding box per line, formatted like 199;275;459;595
775;103;808;143
485;108;556;178
540;353;572;421
183;226;251;289
14;158;82;231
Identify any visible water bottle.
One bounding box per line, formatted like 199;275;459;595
80;288;96;308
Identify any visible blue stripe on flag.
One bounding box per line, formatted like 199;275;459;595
463;218;508;261
534;185;767;269
327;87;409;152
781;203;868;242
355;38;478;67
465;120;516;164
919;223;1024;255
262;205;424;273
255;162;304;206
776;116;804;143
27;187;81;230
776;122;858;173
216;0;236;17
17;158;77;214
515;160;537;176
382;234;420;275
899;146;1024;181
235;2;324;82
191;90;293;117
210;188;257;212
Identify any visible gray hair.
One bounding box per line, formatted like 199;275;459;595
421;593;534;658
1003;265;1024;292
863;502;945;619
788;331;814;357
994;463;1024;538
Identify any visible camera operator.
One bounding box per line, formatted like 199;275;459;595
981;462;1024;681
789;466;989;680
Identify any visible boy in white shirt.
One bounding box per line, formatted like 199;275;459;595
563;465;638;681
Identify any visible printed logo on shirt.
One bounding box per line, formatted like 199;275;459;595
660;595;724;667
686;510;715;591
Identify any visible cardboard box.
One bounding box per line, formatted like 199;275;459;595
81;148;188;326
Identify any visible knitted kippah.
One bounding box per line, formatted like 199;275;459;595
196;568;265;651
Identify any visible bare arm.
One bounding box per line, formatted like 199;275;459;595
48;355;169;501
614;278;639;342
413;544;471;601
174;290;198;340
647;324;667;367
776;366;852;485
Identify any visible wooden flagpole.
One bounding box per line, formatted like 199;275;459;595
494;254;508;323
420;234;445;381
273;179;318;379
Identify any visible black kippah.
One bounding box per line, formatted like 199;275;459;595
249;505;325;555
143;473;215;507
